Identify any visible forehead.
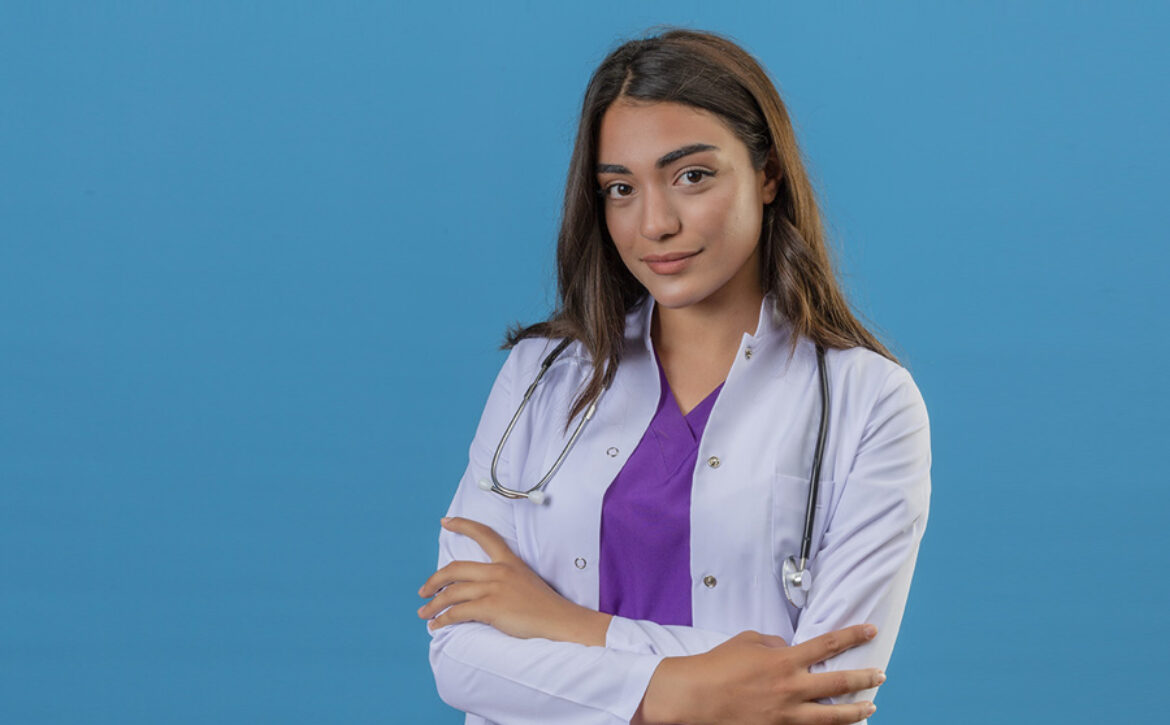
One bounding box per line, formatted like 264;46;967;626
596;101;739;167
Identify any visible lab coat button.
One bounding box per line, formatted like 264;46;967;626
606;447;619;457
703;575;717;588
707;456;721;468
574;557;587;570
744;347;753;360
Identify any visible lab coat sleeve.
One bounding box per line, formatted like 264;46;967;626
603;616;734;656
427;345;666;725
793;364;932;708
596;364;931;681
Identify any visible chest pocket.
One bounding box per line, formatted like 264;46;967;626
770;469;838;584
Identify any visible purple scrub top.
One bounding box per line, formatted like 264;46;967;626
597;349;724;626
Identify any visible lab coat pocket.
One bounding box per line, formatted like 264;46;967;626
770;470;837;584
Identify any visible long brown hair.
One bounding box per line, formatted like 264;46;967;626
505;26;899;430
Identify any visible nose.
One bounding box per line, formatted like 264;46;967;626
639;183;681;241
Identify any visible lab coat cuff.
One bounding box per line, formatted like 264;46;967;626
605;615;655;655
609;650;666;723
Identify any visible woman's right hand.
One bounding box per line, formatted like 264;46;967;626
633;624;884;725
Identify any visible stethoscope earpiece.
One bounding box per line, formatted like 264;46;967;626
479;477;548;504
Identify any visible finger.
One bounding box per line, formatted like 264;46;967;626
801;668;886;701
441;517;516;561
793;624;877;666
418;561;495;597
790;700;876;725
418;581;490;620
427;602;484;631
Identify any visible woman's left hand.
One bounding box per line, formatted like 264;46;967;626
418;517;613;646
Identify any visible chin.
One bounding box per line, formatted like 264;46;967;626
646;286;711;310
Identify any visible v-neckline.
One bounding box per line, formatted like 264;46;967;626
653;349;724;430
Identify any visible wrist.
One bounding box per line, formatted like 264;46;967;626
549;603;612;646
637;656;698;725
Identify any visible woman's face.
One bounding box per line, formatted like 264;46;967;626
595;100;778;312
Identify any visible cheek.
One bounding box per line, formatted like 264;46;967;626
718;185;763;243
603;211;638;257
689;186;743;237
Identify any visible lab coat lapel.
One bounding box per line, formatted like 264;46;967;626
516;297;660;608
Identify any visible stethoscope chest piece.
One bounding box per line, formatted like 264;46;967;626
782;556;813;608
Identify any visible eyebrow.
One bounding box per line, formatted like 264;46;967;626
595;143;719;175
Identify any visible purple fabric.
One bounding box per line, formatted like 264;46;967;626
597;350;724;626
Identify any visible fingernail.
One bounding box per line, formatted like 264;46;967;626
863;624;877;638
440;517;451;525
867;703;877;715
875;669;886;684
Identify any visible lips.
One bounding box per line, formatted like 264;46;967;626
642;251;700;263
643;249;701;275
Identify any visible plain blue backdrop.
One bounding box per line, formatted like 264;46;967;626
2;2;1167;722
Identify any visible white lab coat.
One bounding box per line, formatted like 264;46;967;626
428;292;932;725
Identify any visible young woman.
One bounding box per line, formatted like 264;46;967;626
418;27;931;725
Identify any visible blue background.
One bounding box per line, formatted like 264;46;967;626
2;2;1167;722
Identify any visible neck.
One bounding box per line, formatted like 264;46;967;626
651;284;765;361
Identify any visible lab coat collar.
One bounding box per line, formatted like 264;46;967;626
628;291;791;356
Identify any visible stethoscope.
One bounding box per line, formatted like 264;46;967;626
477;338;830;609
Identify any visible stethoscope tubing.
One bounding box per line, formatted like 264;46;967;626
798;343;829;571
480;335;829;608
486;339;598;500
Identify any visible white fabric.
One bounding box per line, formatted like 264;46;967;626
428;292;932;724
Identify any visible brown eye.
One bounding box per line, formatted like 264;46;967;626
604;183;633;199
681;169;714;185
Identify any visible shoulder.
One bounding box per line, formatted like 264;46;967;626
505;336;590;371
824;344;907;390
823;346;931;468
821;344;928;424
502;296;648;376
470;335;590;446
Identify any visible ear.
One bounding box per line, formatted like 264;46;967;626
759;149;782;205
